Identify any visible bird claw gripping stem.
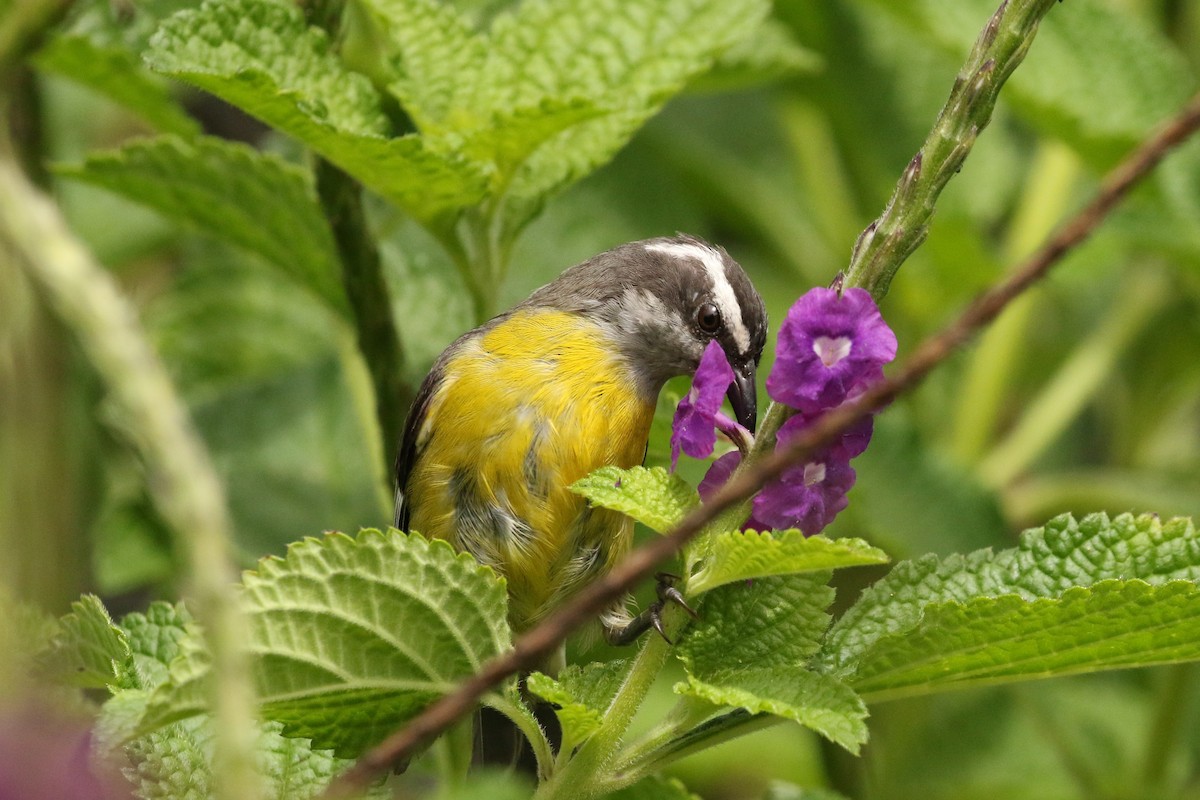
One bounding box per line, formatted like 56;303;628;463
605;572;699;647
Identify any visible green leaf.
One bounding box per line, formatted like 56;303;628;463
120;601;194;690
675;574;868;752
824;513;1200;672
845;580;1200;702
689;531;889;595
141;529;511;757
357;0;487;134
571;465;699;533
500;0;773;216
691;18;823;93
39;595;134;690
676;668;867;755
822;513;1200;699
145;0;487;220
125;716;387;800
59;135;348;316
34;35;199;136
526;660;627;750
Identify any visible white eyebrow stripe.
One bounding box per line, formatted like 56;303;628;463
646;241;750;354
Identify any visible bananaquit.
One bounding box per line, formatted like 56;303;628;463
395;234;767;644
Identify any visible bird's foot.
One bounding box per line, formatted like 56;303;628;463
603;573;699;646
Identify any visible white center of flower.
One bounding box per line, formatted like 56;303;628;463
813;335;852;367
803;462;826;487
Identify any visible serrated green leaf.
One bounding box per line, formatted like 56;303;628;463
141;529;511;757
34;35;199;136
675;573;868;751
847;580;1200;702
499;0;768;224
124;716;386;800
822;513;1200;676
689;531;888;595
676;668;866;754
145;0;487;220
500;0;772;215
39;595;134;690
358;0;486;134
572;466;699;533
59;135;348;316
526;660;627;750
120;602;193;690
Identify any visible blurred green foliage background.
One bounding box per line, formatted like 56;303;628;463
3;0;1200;797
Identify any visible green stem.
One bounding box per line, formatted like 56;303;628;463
843;0;1059;300
450;210;499;324
605;708;781;789
0;0;72;77
1142;664;1197;790
486;693;556;782
535;615;677;800
315;158;410;466
0;158;262;799
978;268;1168;487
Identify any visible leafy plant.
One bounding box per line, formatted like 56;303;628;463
4;0;1200;798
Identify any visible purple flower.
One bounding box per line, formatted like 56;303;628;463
749;412;860;534
766;287;897;414
671;340;743;470
752;453;856;535
699;413;866;536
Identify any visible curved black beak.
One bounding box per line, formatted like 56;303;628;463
726;359;758;433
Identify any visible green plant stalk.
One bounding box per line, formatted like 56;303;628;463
0;0;72;76
978;268;1168;488
0;157;263;800
488;692;556;781
315;158;410;464
843;0;1059;301
535;611;679;800
1141;663;1197;789
607;709;783;787
951;141;1080;463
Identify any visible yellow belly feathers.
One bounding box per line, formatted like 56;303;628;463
405;309;655;631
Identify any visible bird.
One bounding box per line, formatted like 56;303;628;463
394;234;767;646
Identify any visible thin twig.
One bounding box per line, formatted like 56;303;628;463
323;91;1200;799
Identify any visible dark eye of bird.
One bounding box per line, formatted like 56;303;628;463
696;302;722;334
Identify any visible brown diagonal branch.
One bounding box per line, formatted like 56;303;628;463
322;91;1200;799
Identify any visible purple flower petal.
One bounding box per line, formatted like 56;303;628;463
671;340;737;470
698;451;741;501
698;451;772;531
767;287;897;414
776;409;874;461
752;453;856;536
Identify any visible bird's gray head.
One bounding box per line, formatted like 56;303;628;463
523;234;768;431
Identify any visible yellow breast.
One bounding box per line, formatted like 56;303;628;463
405;309;655;630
